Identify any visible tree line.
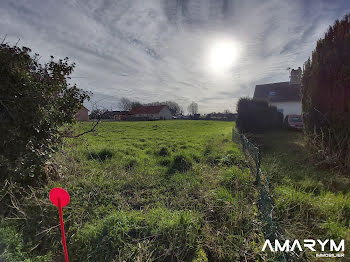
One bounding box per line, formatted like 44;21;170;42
90;98;200;119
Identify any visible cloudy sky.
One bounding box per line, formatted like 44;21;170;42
1;0;349;113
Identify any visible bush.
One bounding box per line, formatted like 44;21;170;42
302;13;350;168
236;98;282;133
0;44;88;187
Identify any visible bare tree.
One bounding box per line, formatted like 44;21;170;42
187;102;198;115
119;97;140;111
89;108;107;119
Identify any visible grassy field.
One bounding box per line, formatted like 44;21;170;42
255;130;350;260
2;122;348;261
0;121;264;262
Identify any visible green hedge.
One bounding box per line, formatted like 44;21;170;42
236;98;283;133
302;13;350;168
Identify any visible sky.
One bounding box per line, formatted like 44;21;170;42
1;0;349;113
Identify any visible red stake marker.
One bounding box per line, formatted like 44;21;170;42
49;188;70;262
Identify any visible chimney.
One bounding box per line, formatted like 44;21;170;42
290;67;302;85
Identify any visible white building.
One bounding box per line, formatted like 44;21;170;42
128;105;172;120
253;68;302;118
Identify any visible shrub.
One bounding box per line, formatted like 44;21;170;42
302;13;350;169
0;44;88;186
236;98;282;133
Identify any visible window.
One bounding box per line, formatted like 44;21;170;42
269;90;276;96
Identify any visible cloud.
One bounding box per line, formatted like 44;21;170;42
0;0;349;113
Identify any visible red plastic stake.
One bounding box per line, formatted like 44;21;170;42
49;188;70;262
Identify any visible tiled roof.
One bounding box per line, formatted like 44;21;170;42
129;105;167;115
253;82;301;102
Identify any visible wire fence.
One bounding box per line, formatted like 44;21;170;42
232;128;302;262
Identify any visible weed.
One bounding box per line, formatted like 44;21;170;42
0;226;53;262
159;157;171;167
158;146;170;156
220;152;247;167
87;149;114;161
169;154;193;173
122;156;138;170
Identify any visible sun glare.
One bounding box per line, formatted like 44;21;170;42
208;40;239;74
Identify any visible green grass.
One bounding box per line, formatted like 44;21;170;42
254;130;350;260
0;121;264;261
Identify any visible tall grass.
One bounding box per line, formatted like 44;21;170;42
257;130;350;260
0;121;264;261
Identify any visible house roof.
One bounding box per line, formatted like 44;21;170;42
111;111;128;115
129;105;168;115
253;82;301;102
80;105;89;111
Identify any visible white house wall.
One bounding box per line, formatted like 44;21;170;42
269;101;302;117
159;108;172;120
134;108;171;120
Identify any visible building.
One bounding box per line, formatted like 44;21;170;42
112;111;129;121
290;67;302;84
253;68;302;118
75;106;89;121
94;110;128;120
128;105;172;120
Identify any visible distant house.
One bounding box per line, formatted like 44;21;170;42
112;111;129;121
191;114;201;120
253;68;302;118
128;105;172;120
75;106;89;121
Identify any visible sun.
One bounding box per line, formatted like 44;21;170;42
208;40;239;74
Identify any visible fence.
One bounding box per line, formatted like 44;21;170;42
232;128;302;261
